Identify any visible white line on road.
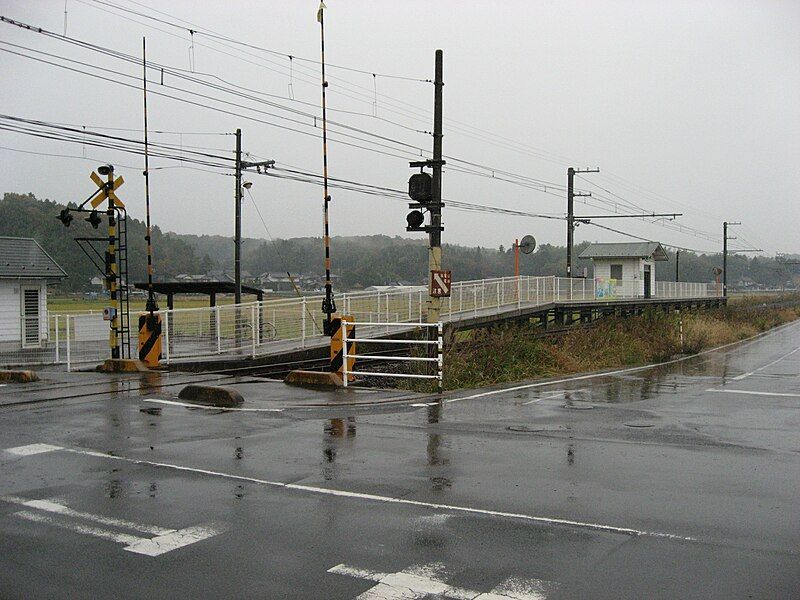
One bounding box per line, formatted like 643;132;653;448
5;443;62;456
2;443;697;542
328;562;558;600
1;492;225;556
142;398;283;412
731;345;800;380
123;523;225;556
521;390;586;406
0;496;174;536
13;510;145;546
706;388;800;398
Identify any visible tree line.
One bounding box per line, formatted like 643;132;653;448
2;193;796;292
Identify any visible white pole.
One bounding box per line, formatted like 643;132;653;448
163;311;170;363
54;314;60;364
408;291;412;321
554;276;558;302
419;290;423;322
65;315;71;372
301;297;306;348
251;304;257;358
437;321;443;394
342;319;349;388
216;308;221;354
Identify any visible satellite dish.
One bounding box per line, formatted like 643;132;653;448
519;235;537;255
712;266;723;275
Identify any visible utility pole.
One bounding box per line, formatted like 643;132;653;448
428;48;444;324
234;128;243;305
723;221;740;297
675;250;680;282
567;167;599;277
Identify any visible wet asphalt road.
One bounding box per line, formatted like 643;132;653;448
0;321;798;599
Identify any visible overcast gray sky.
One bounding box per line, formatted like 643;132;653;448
1;0;798;257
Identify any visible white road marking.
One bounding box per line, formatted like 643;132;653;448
328;562;558;600
731;345;800;380
5;443;62;456
706;388;800;398
142;398;283;412
123;523;225;556
2;442;696;542
446;319;800;405
521;390;585;406
410;402;439;407
13;510;144;546
0;496;173;536
2;495;225;557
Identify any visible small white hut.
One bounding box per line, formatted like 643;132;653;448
0;237;67;351
579;242;668;299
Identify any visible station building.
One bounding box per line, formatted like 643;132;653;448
0;237;67;352
579;242;668;299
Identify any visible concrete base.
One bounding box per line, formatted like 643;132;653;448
284;370;343;389
97;359;150;373
0;370;40;383
178;384;244;408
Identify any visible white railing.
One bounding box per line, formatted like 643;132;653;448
0;275;721;369
341;320;443;392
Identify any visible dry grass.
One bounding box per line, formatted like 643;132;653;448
402;294;800;391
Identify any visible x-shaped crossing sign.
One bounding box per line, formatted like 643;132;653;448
89;171;125;209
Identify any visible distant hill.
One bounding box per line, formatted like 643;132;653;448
2;192;795;291
1;192;203;292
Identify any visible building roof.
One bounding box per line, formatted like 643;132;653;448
0;236;68;280
578;242;669;261
133;281;264;296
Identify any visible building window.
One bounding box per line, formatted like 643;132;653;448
610;264;623;280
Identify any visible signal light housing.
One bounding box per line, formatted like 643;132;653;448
406;210;425;230
57;208;73;227
85;210;102;229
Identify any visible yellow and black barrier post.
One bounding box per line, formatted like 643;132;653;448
329;315;355;382
138;312;162;368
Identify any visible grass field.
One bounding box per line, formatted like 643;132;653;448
49;295;246;314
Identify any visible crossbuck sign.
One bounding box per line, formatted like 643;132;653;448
430;270;452;298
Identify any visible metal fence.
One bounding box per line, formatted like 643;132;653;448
341;320;443;392
0;275;720;369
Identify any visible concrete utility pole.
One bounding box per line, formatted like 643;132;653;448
675;250;680;282
566;167;599;277
723;221;740;297
234;128;243;305
428;49;444;324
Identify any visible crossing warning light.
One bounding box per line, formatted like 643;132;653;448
57;208;73;227
85;210;102;229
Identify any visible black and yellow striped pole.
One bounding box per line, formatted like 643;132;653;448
318;1;336;336
104;167;120;359
138;36;162;367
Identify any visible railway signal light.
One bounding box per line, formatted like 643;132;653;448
408;172;433;203
406;209;425;231
85;210;102;229
57;208;73;227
